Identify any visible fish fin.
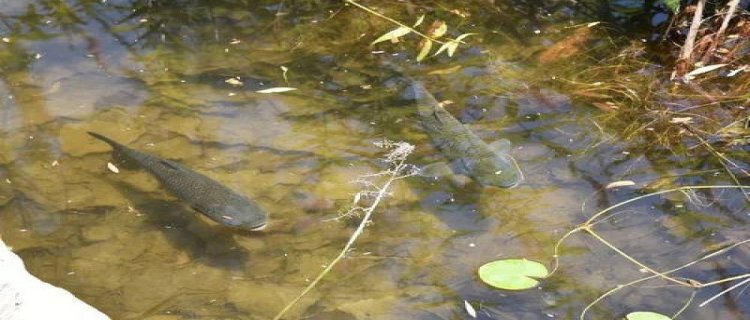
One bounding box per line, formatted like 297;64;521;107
159;159;185;171
489;139;512;154
190;204;207;215
87;131;124;149
419;162;454;178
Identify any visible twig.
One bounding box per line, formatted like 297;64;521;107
271;141;416;320
674;0;707;78
701;0;741;64
699;276;750;307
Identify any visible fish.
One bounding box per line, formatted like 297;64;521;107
87;132;268;231
411;82;522;188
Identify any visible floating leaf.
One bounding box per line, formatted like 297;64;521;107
416;39;432;62
429;21;448;38
372;26;411;45
626;311;671;320
605;180;636;189
413;14;425;27
256;87;297;93
464;300;477;318
478;259;549;290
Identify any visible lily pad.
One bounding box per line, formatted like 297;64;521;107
478;259;548;290
626;311;671;320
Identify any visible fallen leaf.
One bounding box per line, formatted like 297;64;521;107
605;180;635;189
464;300;477;318
684;64;727;80
669;117;693;124
256;87;297;93
413;15;425;27
372;26;411;45
416;39;432;62
225;77;243;86
429;21;448;38
428;65;461;75
107;162;120;174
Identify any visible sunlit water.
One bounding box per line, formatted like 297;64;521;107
1;1;748;319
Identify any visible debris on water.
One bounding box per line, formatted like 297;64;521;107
256;87;297;93
106;162;120;173
225;77;243;86
669;117;694;124
605;180;635;189
464;300;477;318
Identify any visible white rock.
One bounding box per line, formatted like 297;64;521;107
0;238;110;320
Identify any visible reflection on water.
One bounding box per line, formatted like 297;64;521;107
0;1;748;319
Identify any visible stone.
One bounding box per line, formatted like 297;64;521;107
0;238;110;320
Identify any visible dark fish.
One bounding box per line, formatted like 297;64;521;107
411;82;521;188
87;132;268;231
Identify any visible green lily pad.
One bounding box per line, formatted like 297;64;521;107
478;259;549;290
626;311;671;320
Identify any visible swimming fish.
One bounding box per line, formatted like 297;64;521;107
411;82;521;188
87;132;268;231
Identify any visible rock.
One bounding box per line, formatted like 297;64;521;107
80;226;115;242
336;296;399;319
43;72;145;120
0;238;110;320
227;282;319;319
59;108;146;157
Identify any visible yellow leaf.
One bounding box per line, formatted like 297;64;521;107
434;41;452;56
372;26;411;45
416;40;432;62
413;14;425;27
454;33;476;42
428;65;461;75
446;41;459;56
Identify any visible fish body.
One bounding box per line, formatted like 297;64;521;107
411;82;521;188
88;132;267;230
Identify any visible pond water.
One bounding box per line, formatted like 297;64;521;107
1;1;748;319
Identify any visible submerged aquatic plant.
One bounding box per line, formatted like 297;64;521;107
479;185;750;319
272;140;418;320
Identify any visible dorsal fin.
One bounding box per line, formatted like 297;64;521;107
159;159;183;171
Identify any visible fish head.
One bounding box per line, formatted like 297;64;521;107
215;203;269;232
470;154;521;188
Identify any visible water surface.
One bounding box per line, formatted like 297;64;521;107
1;1;748;319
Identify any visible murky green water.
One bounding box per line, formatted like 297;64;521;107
1;1;748;319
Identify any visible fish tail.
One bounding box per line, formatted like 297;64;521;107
87;131;124;150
